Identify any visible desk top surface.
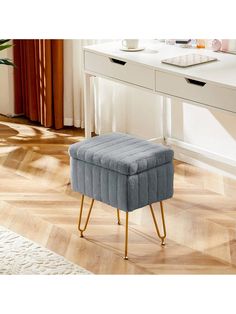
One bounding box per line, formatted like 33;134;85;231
84;40;236;89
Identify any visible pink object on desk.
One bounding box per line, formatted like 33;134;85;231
221;39;236;53
221;40;229;51
211;39;222;52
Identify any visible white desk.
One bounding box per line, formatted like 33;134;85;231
83;41;236;138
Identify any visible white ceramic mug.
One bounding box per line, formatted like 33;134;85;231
122;39;139;49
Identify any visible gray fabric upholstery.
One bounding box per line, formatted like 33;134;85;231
69;133;174;212
69;132;174;175
70;158;173;212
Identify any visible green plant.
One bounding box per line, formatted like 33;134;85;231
0;39;14;66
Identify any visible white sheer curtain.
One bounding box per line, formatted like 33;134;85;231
63;39;129;133
63;40;163;139
94;78;129;134
64;39;95;128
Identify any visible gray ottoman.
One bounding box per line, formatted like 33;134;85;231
69;132;174;259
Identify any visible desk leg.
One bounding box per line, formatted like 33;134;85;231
84;73;93;138
162;96;168;144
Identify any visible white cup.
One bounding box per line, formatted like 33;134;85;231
122;39;139;49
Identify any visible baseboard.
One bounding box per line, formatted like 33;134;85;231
64;118;83;128
5;113;24;118
147;137;165;144
167;138;236;180
64;118;73;126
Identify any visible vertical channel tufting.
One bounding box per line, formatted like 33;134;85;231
159;169;164;200
92;162;100;200
163;166;167;198
101;167;108;203
76;159;83;193
70;158;76;190
91;160;94;198
99;164;102;202
69;133;174;212
137;172;140;210
165;166;169;199
109;170;117;205
128;175;139;210
116;168;118;208
147;171;149;205
108;169;111;205
141;171;149;205
85;162;91;196
127;174;130;210
117;172;127;210
70;158;173;211
106;169;109;205
83;162;87;196
171;163;174;197
156;171;160;199
148;167;157;203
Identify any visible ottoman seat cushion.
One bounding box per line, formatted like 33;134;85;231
69;132;173;175
69;133;174;212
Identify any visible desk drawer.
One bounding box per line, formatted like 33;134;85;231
85;51;155;90
155;70;236;113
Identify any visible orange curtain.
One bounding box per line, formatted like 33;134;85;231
13;40;64;129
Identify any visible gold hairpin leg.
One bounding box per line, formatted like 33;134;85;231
149;201;167;246
117;208;121;225
124;212;129;260
78;194;94;238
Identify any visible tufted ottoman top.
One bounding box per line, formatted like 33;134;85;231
69;132;174;176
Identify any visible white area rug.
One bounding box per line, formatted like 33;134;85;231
0;226;91;275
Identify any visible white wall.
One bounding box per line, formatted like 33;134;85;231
0;46;14;116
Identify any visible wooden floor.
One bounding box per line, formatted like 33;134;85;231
0;115;236;274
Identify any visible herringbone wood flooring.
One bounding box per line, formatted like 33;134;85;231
1;115;236;274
